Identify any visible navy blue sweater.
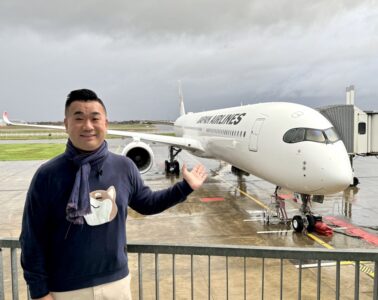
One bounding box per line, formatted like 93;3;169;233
20;151;193;299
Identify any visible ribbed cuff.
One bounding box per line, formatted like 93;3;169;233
29;282;49;300
178;180;194;197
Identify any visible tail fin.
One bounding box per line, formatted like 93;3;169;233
2;111;11;125
178;80;186;116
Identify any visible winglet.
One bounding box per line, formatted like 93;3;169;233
2;111;11;125
178;80;186;116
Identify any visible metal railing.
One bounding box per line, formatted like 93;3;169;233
1;238;378;300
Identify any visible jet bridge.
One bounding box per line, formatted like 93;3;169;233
318;103;377;186
318;86;378;157
318;104;378;156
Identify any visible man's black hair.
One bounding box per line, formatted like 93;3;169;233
65;89;107;115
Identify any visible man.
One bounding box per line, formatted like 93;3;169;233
20;89;207;300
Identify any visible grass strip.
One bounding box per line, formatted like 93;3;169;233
0;144;66;161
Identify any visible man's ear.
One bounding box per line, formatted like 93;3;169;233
64;118;68;131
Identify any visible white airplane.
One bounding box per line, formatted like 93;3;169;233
2;87;353;232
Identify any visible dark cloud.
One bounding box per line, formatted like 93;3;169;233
0;0;377;121
0;0;368;37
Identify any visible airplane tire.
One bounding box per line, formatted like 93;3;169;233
352;177;360;187
292;215;304;232
306;215;316;232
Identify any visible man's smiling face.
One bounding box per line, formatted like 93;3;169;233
64;100;108;151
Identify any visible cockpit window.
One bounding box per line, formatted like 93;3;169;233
324;128;339;142
283;127;340;144
305;129;326;143
283;128;305;143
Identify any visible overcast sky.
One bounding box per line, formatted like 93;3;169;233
1;0;377;121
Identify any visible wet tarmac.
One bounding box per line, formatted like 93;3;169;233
0;139;378;299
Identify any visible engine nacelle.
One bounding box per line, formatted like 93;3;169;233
121;141;154;174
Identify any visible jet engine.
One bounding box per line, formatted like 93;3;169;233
121;141;154;174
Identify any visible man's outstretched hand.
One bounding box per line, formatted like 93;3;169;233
182;163;207;190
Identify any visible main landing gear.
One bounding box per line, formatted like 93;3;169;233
291;194;322;233
165;146;182;175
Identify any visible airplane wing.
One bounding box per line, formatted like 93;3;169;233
2;111;65;130
106;129;205;152
2;111;205;153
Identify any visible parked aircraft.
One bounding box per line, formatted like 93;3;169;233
2;88;353;232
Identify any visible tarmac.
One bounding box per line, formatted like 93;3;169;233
0;138;378;299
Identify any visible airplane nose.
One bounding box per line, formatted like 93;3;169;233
325;168;353;193
320;145;353;194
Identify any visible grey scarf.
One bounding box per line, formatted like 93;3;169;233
64;139;108;224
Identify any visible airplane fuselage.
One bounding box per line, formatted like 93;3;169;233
174;102;352;195
3;100;353;197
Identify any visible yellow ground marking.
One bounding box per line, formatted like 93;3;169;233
215;175;271;210
237;189;271;211
306;234;375;278
306;233;334;250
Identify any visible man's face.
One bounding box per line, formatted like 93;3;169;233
64;100;108;151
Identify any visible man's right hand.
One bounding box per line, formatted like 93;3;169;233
182;163;207;190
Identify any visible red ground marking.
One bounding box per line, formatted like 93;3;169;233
200;197;225;203
324;216;378;246
314;221;333;236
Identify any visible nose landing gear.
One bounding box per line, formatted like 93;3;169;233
292;214;321;232
291;194;322;232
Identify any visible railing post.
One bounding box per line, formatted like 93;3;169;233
11;248;19;300
0;248;4;300
155;253;159;300
374;261;378;300
336;260;340;300
243;257;246;300
138;253;143;300
317;260;321;300
354;261;359;300
298;260;302;300
208;255;211;300
226;256;229;300
27;286;31;300
190;255;194;300
261;257;265;300
280;258;283;300
172;254;175;300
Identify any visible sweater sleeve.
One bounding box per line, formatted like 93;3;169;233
19;169;51;299
127;161;193;215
